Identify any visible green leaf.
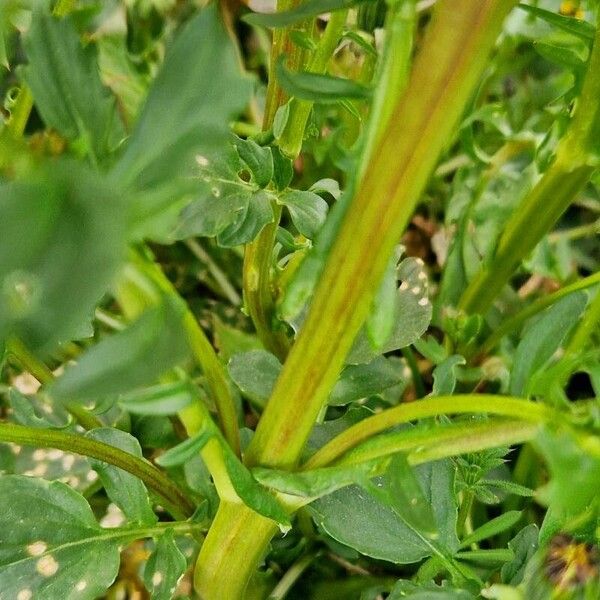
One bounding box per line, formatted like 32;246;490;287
509;291;587;396
329;356;403;406
367;254;399;350
517;4;596;42
501;524;539;585
271;146;294;191
8;388;70;429
234;136;274;188
431;355;466;396
217;191;274;247
50;299;189;403
112;4;252;237
228;350;282;407
118;381;195;416
0;475;121;600
21;7;124;162
0;161;126;353
276;55;372;103
389;580;475;600
310;460;458;564
278;190;329;239
244;0;373;28
348;258;432;363
460;511;522;549
533;40;587;70
143;529;187;600
534;427;600;517
85;428;157;526
370;455;438;539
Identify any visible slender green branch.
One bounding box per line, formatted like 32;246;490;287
6;337;103;430
459;15;600;316
479;272;600;355
119;250;241;456
246;0;519;471
277;10;349;158
304;395;550;469
268;552;316;599
243;204;291;361
0;421;195;520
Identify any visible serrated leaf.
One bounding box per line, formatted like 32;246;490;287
0;161;126;353
310;460;458;564
276;55;372;103
118;381;195;416
509;291;587;396
0;476;121;600
50;300;189;404
21;7;124;162
244;0;373;28
112;4;253;239
85;428;157;526
278;189;329;239
234;136;273;188
143;529;187;600
348;258;432;363
217;191;274;247
329;356;403;406
228;350;282;407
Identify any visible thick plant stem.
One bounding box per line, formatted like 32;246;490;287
0;422;194;519
459;16;600;316
246;0;518;470
195;3;517;597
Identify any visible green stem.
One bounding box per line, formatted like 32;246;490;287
277;10;349;158
304;395;549;469
243;204;291;361
119;251;241;456
246;0;518;472
459;15;600;316
6;337;103;430
268;552;316;599
479;271;600;355
401;346;426;398
0;421;195;520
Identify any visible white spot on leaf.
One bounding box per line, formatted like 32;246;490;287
76;580;87;592
418;297;429;307
36;554;59;577
152;572;163;586
27;541;47;556
17;589;33;600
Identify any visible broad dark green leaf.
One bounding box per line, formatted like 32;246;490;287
0;161;126;353
311;460;458;563
509;291;587;395
143;529;187;600
85;428;157;526
21;8;124;162
276;56;372;103
112;4;253;238
0;476;121;600
228;350;282;407
217;191;274;247
518;4;596;41
244;0;373;28
329;356;403;406
348;258;432;363
388;580;475;600
278;190;329;239
50;300;189;403
234;137;273;188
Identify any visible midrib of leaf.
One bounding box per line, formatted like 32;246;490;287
1;520;201;571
